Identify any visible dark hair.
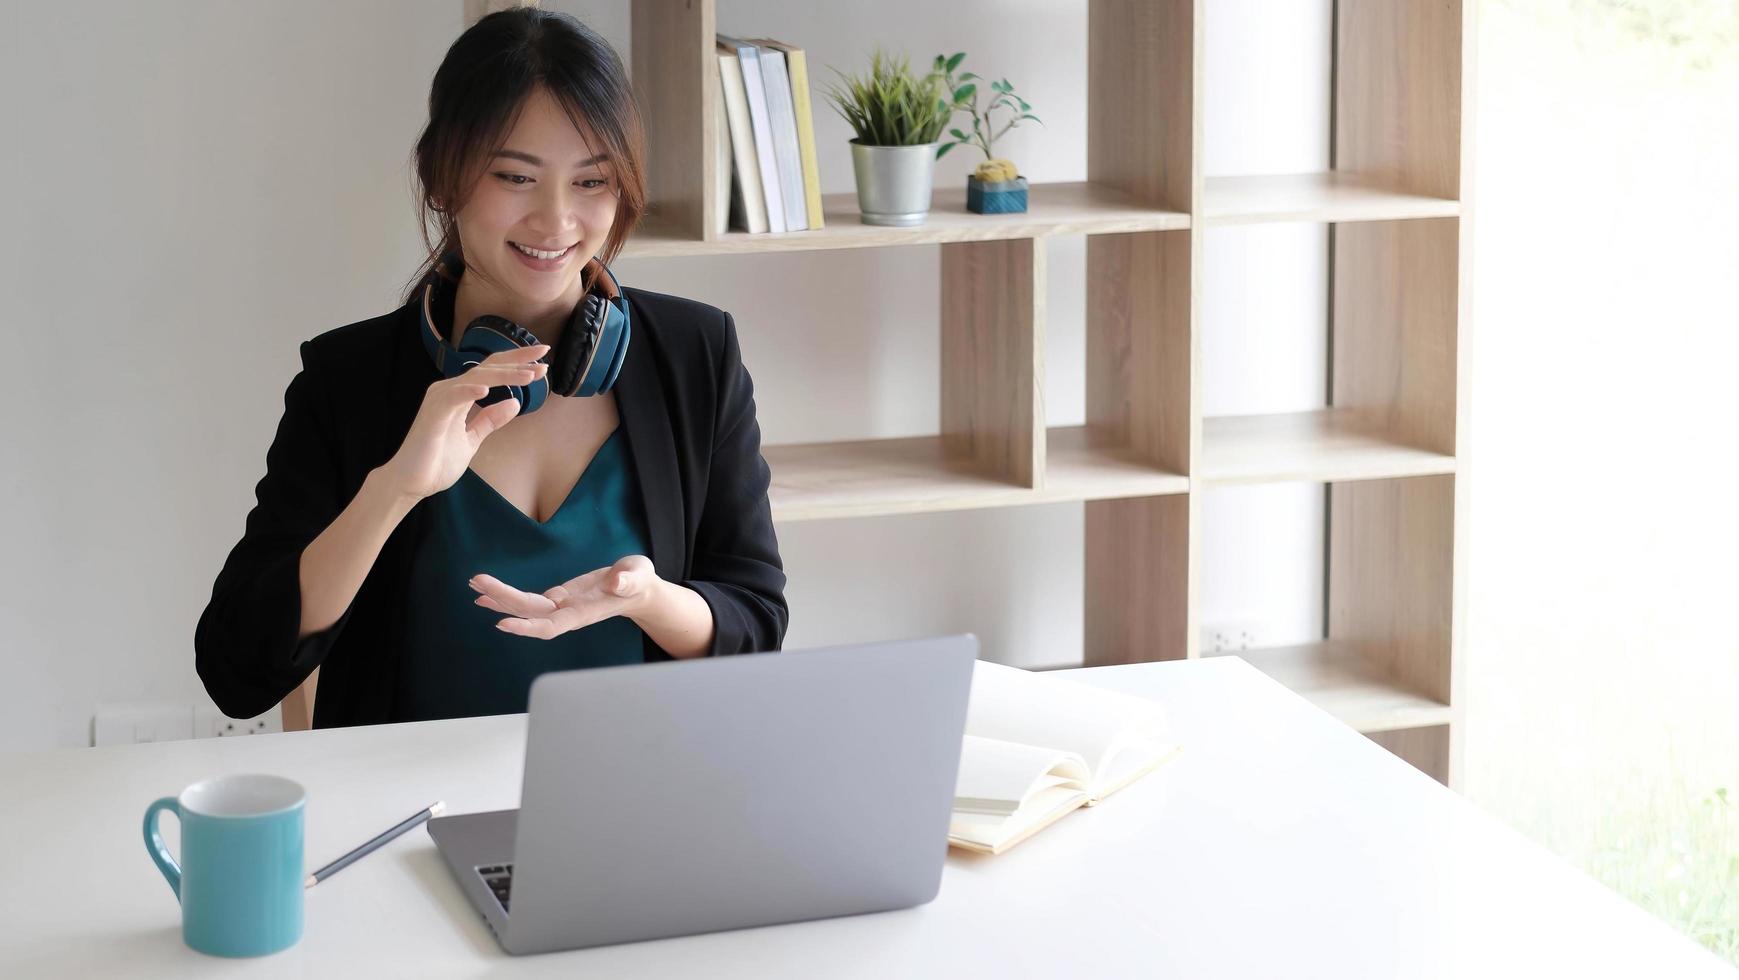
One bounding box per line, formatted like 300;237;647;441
403;7;648;304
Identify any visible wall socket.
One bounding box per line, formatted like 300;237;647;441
1201;621;1263;655
194;705;283;739
92;702;283;746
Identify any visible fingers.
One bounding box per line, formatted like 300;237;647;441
610;555;655;597
481;344;550;365
466;395;520;440
608;567;637;597
432;344;552;404
469;573;557;618
453;360;549;391
437;365;544;425
495;606;598;640
474;561;645;640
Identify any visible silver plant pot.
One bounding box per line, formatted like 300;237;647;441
849;140;939;227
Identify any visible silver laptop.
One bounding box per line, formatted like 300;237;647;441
427;634;977;955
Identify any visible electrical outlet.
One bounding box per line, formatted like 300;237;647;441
193;705;284;739
92;703;195;746
1201;621;1262;655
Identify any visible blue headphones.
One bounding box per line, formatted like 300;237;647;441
417;252;631;413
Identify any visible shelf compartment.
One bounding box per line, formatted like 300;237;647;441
623;181;1190;258
764;429;1187;523
1204;171;1459;226
1200;408;1454;486
1208;641;1452;733
764;435;1032;522
1046;426;1189;502
1367;725;1452;784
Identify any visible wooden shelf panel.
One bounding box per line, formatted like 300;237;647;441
624;181;1190;258
1201;409;1455;486
1203;172;1460;226
764;428;1188;523
763;412;1453;516
1046;426;1189;502
765;434;1033;522
1208;641;1453;733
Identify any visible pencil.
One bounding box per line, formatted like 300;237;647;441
305;801;447;888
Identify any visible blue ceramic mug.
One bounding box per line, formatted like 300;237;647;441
142;773;306;957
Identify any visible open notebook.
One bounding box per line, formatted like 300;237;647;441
950;661;1184;855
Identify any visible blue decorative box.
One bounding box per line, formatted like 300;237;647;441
967;175;1029;214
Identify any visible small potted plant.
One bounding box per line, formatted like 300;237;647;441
933;52;1043;214
822;49;955;226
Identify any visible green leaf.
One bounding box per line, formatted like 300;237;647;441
945;52;965;72
950;128;968;139
1017;99;1031;111
820;47;968;145
953;83;976;103
936;142;955;159
958;72;978;81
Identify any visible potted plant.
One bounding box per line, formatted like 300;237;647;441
823;49;955;226
933;52;1043;214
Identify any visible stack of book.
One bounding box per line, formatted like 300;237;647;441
715;34;824;235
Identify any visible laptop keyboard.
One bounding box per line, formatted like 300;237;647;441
477;864;514;914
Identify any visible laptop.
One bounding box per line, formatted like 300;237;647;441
427;634;977;955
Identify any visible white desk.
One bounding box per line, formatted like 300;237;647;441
2;658;1731;978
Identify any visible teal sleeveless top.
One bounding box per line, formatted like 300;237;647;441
394;426;650;722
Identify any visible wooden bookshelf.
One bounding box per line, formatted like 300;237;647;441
1203;171;1460;226
1045;426;1191;503
625;181;1190;258
610;0;1474;788
762;435;1033;523
1206;641;1454;733
766;428;1190;523
1200;409;1456;486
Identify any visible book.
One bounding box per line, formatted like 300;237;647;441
716;34;786;233
746;43;808;232
949;660;1183;855
715;43;768;234
710;51;733;235
749;38;824;230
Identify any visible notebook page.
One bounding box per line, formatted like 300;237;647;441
954;734;1089;816
964;660;1174;782
949;784;1091;855
1088;737;1185;803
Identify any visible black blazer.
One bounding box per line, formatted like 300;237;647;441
195;286;789;727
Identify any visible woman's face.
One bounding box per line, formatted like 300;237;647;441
452;85;618;311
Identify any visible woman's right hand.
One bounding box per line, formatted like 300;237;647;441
379;344;550;502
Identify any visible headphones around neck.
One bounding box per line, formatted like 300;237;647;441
417;252;631;414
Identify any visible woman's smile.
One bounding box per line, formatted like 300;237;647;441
509;239;576;271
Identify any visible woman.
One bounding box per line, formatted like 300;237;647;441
196;8;787;727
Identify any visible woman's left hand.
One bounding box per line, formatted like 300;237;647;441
469;554;659;640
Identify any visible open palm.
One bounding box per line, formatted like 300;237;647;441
469;554;657;640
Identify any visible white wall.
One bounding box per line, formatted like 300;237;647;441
0;0;1330;751
1198;0;1332;646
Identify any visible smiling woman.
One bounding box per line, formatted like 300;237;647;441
193;7;789;728
407;8;648;314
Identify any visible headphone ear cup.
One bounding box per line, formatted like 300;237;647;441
458;315;547;414
547;297;600;397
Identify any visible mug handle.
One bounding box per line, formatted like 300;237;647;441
142;796;182;902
